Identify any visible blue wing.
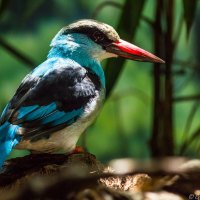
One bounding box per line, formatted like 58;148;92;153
0;58;100;142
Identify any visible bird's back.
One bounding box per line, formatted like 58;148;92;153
0;57;105;155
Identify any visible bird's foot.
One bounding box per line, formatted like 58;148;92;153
70;146;85;154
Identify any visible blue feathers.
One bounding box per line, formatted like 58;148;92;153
18;104;55;121
17;103;83;126
31;58;57;77
52;108;83;126
48;33;105;87
0;104;9;119
0;122;20;167
18;105;39;119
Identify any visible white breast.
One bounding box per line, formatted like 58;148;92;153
15;90;105;153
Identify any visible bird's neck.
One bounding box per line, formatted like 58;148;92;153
47;45;105;88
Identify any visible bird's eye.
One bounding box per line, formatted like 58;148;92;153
92;31;104;42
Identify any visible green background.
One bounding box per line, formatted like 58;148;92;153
0;0;200;162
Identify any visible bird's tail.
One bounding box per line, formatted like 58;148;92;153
0;122;20;168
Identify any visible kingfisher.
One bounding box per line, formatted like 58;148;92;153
0;19;164;168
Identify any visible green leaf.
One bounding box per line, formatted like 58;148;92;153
183;0;198;36
104;0;146;98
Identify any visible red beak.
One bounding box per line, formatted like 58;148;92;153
106;39;165;63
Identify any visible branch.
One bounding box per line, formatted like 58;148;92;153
173;94;200;102
0;36;35;67
0;153;199;199
141;15;155;27
174;59;200;71
180;126;200;155
179;101;200;155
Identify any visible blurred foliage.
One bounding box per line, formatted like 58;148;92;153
0;0;200;162
183;0;198;36
104;0;145;97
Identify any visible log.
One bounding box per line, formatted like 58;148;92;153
0;153;199;200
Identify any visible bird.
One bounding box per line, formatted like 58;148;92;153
0;19;164;168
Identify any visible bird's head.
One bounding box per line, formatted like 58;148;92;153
49;19;164;63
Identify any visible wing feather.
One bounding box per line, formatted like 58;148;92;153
0;58;101;141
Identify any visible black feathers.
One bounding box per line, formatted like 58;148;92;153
65;26;113;47
1;59;102;140
61;19;120;48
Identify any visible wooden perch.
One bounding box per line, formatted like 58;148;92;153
0;152;200;200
